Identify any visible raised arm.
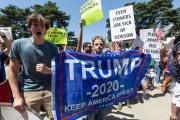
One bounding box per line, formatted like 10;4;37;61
76;19;85;52
0;31;12;55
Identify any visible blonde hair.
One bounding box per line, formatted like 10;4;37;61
27;14;50;30
92;36;105;46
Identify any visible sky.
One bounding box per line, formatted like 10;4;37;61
0;0;179;44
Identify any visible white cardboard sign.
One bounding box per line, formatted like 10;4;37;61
140;29;160;59
0;103;43;120
0;27;12;42
109;5;136;41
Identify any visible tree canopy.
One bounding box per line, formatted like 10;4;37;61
106;0;180;42
0;1;78;48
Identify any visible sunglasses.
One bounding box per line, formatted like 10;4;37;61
88;46;92;48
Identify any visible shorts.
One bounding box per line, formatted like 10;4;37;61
171;82;180;107
164;71;171;76
22;87;53;119
0;80;10;103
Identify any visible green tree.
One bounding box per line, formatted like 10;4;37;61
0;5;32;39
31;1;78;49
0;1;78;49
31;1;70;28
106;0;180;42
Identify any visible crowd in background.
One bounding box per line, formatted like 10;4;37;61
0;15;180;120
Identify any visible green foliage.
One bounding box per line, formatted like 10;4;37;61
106;0;180;42
31;1;70;29
0;1;78;48
0;5;32;39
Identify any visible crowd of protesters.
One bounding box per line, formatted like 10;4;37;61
0;14;180;120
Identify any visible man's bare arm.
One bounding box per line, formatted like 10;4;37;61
8;58;25;113
76;19;85;52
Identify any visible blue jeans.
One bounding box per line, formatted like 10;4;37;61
87;109;106;120
155;63;161;84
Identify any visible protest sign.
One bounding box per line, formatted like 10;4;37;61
132;35;144;49
0;103;43;120
44;28;67;44
109;5;136;41
165;37;174;49
80;0;104;26
52;50;151;120
140;29;161;59
0;27;12;42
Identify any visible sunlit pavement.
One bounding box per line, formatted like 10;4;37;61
41;87;171;120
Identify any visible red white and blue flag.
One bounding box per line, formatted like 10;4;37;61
114;41;120;52
155;21;166;40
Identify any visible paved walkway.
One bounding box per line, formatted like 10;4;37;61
105;88;171;120
42;86;171;120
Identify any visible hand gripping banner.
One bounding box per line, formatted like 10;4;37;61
52;50;151;120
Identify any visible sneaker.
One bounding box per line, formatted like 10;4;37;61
142;96;149;101
170;116;177;120
155;83;162;87
118;104;122;110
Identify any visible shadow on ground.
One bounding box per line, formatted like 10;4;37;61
104;105;136;120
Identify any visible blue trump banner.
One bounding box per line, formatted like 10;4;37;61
52;50;151;120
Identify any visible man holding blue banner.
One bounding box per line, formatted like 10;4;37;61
52;42;151;120
87;36;107;120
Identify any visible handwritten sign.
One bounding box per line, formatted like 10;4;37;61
140;29;160;59
80;0;104;26
0;27;12;42
44;28;67;44
109;5;136;41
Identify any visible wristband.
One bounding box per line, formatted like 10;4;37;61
1;36;6;38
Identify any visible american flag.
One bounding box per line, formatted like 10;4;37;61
114;41;120;52
155;21;166;40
